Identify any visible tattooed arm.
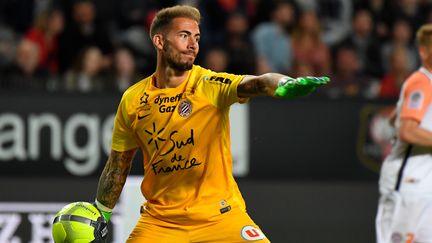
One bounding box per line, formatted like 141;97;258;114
237;73;330;98
237;73;283;98
96;149;137;212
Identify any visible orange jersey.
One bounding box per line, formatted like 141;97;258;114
398;68;432;123
389;67;432;161
111;65;246;223
380;67;432;195
377;67;432;243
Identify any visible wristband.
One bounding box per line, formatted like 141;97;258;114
95;200;113;222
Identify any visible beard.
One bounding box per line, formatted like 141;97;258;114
163;42;195;71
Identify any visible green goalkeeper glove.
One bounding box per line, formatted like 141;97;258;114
274;76;330;98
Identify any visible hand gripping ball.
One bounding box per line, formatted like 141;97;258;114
52;202;108;243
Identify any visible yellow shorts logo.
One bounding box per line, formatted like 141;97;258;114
241;226;265;241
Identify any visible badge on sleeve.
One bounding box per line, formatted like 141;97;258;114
408;90;423;109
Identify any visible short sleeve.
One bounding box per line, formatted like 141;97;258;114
400;73;432;123
111;94;138;151
198;70;245;109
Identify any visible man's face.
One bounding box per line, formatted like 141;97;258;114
161;17;200;71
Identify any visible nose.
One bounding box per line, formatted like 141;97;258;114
188;37;198;50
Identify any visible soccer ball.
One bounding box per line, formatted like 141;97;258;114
52;201;107;243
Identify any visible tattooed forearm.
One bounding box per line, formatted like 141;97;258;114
96;149;137;209
237;76;268;97
237;73;284;98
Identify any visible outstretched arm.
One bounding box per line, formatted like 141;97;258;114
95;149;137;219
237;73;283;97
237;73;330;98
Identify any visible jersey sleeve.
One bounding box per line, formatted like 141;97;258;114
399;73;432;123
111;93;138;151
198;70;245;109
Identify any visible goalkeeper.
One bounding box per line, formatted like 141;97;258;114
92;5;330;243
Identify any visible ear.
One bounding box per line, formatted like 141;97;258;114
418;46;427;61
153;34;164;51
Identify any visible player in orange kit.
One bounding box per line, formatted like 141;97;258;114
91;5;329;242
376;23;432;243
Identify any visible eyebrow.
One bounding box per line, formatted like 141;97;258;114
178;30;200;37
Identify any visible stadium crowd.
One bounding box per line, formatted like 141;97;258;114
0;0;430;99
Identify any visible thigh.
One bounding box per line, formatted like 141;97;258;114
376;192;415;243
191;211;270;243
126;213;189;243
414;196;432;243
377;193;432;243
376;193;400;243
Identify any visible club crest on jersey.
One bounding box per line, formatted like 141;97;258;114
178;99;192;117
240;226;266;241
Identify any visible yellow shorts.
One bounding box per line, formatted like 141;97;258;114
127;210;270;243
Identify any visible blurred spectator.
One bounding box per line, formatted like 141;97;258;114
199;0;255;45
63;46;106;93
59;0;113;72
0;0;426;99
15;40;40;78
116;27;156;76
296;0;352;47
203;47;229;72
107;47;141;93
24;9;64;75
381;18;418;73
115;6;156;76
3;39;48;90
254;0;276;25
113;0;165;30
319;0;353;46
338;9;383;78
252;0;298;74
389;0;429;32
324;45;375;98
115;1;148;30
0;24;17;73
354;0;393;41
379;46;411;98
222;12;256;74
291;10;332;76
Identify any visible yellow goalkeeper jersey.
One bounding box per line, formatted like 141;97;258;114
111;65;246;223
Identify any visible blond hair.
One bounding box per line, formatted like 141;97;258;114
150;5;201;38
417;24;432;47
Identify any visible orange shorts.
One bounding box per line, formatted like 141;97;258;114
126;210;270;243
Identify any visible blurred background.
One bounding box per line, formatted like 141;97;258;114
0;0;427;242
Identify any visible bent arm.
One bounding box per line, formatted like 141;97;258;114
237;73;285;98
399;118;432;146
96;149;137;209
